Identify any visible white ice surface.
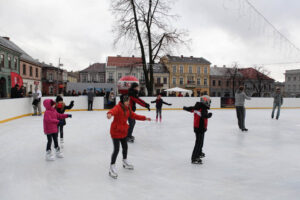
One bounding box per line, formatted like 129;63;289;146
0;109;300;200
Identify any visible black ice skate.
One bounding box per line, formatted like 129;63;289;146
127;136;135;143
191;158;203;164
199;152;205;158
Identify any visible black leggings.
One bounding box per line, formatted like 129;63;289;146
191;129;206;161
111;138;128;164
156;108;162;119
46;133;59;151
58;125;64;138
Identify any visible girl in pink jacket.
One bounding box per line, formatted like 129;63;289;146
43;99;72;161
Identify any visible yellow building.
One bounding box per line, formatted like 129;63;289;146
161;55;211;96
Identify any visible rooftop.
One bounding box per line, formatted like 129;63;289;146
239;68;274;81
80;63;106;73
107;56;143;67
152;63;169;73
165;55;211;65
0;36;40;66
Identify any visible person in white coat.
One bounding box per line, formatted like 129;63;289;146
32;86;42;116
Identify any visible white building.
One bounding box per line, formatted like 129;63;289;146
285;69;300;97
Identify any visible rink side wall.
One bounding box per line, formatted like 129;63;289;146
0;97;300;123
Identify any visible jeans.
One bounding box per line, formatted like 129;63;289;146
156;108;162;120
271;103;281;119
88;100;93;111
33;101;41;115
111;138;128;164
236;106;246;129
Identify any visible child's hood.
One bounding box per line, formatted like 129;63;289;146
43;99;55;111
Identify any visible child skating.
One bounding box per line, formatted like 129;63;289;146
151;94;172;122
55;95;74;147
107;94;151;179
183;95;212;164
43;99;72;161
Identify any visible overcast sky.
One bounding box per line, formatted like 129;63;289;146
1;0;300;81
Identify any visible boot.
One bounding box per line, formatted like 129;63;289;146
46;150;55;161
55;147;64;158
123;159;134;170
109;164;118;179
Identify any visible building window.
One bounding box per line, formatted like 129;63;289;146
218;92;221;97
23;64;26;75
204;67;208;74
189;66;193;73
218;80;222;86
294;77;296;81
49;86;53;94
212;92;216;97
125;73;130;76
82;74;87;82
179;66;183;74
140;73;145;81
29;66;33;76
157;77;161;84
197;78;201;85
226;80;230;87
35;68;39;78
49;73;53;81
197;66;201;74
132;73;136;77
100;75;105;83
180;77;184;85
212;80;216;86
187;76;194;84
172;77;176;85
108;72;113;83
118;73;122;80
14;57;18;69
204;78;207;86
8;56;11;68
163;77;167;84
288;77;291;81
0;54;4;68
172;66;177;73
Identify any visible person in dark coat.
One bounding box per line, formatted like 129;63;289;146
87;89;95;111
151;94;172;122
127;82;150;142
55;95;74;146
11;84;19;98
183;95;213;164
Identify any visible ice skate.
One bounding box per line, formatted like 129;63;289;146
127;136;135;143
60;138;64;148
109;164;118;179
123;159;134;170
199;152;205;158
191;158;202;164
55;147;64;158
159;117;162;123
45;150;55;161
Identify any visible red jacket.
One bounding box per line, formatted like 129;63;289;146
183;102;211;130
43;99;69;134
108;102;146;138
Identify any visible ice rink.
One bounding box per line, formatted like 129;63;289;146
0;109;300;200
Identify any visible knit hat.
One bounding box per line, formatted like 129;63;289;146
56;95;63;103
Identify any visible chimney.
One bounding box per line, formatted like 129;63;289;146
3;36;10;40
190;56;193;58
117;55;121;57
181;55;184;58
132;55;135;58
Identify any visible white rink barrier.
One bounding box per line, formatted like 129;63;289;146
1;96;300;123
0;96;104;122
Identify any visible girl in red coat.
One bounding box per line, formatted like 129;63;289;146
107;94;151;179
43;99;72;161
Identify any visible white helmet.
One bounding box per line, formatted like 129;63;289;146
200;95;211;108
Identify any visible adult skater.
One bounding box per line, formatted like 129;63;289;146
235;86;251;132
107;94;151;179
151;94;172;122
271;87;283;120
127;82;150;142
43;99;72;161
183;95;212;164
87;89;94;111
55;95;74;146
32;86;42;116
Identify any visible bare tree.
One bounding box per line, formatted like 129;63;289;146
111;0;188;95
241;66;273;97
226;62;241;97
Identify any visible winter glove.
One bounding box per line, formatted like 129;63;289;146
183;106;187;110
207;113;213;118
146;104;151;111
68;114;72;118
58;120;64;126
70;100;74;106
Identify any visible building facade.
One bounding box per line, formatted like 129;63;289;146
106;56;146;94
41;63;64;96
80;63;106;83
67;71;79;83
210;66;243;97
0;37;21;98
239;68;275;97
284;69;300;97
153;63;169;95
161;55;211;96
